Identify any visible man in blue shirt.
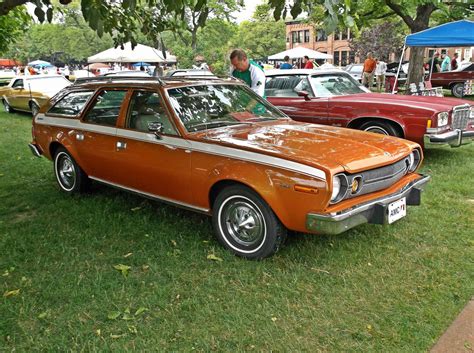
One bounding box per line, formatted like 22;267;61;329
280;56;293;69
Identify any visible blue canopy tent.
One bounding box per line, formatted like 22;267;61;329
393;20;474;93
132;62;151;67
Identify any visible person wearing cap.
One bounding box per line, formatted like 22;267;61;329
230;49;266;97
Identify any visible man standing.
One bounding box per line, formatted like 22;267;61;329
441;53;451;72
362;52;376;88
375;57;387;92
451;53;459;71
303;55;314;69
230;49;266;97
280;56;293;69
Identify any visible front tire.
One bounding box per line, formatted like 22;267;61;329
212;185;287;259
451;83;465;98
54;147;89;194
359;120;402;137
3;100;13;113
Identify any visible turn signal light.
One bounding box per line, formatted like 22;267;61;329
294;185;319;194
427;120;432;128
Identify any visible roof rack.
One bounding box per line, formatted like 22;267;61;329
74;76;166;85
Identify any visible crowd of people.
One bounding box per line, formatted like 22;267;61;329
426;51;460;72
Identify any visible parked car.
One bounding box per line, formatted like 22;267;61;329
29;76;429;259
430;63;474;98
0;69;16;86
1;75;72;116
343;63;363;82
265;69;474;148
70;69;95;81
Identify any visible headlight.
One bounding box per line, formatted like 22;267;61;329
330;174;348;203
437;112;449;127
408;149;421;172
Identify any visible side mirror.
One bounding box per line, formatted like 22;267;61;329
297;91;311;101
148;121;164;139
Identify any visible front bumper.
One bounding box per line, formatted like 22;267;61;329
28;143;42;157
306;175;430;235
424;129;474;148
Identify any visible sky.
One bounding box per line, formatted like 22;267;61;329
234;0;265;23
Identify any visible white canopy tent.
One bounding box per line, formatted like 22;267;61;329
268;47;333;60
88;42;177;63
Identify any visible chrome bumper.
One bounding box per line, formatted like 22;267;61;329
424;129;474;148
306;175;430;235
28;143;42;157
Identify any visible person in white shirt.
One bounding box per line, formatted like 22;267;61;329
375;58;387;92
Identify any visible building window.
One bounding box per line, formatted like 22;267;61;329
304;30;310;43
286;36;289;43
349;51;355;64
464;48;472;60
341;51;348;66
292;31;298;43
334;51;340;66
315;29;327;42
441;49;447;54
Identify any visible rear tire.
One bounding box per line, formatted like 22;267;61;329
359;120;402;137
30;102;40;117
54;147;89;194
212;185;287;260
451;83;464;98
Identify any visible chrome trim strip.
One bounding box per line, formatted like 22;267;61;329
36;115;327;181
89;176;210;214
310;175;430;222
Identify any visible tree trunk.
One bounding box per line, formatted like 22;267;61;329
191;30;198;53
406;46;425;86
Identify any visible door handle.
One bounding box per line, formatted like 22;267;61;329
76;132;84;141
116;141;127;150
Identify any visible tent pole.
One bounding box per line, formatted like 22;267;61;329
428;53;435;81
392;44;406;94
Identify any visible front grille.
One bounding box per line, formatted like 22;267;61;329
452;105;471;130
344;156;411;200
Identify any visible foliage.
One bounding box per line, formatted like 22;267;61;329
0;7;31;54
1;107;474;351
349;22;404;61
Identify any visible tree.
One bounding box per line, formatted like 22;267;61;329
0;7;30;54
349;22;404;62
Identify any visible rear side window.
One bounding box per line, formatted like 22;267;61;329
83;90;127;126
48;91;94;117
265;75;314;97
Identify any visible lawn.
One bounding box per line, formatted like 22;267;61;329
1;110;473;351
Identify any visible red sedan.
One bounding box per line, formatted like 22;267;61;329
265;69;474;148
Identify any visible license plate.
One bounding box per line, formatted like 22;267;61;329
388;197;406;224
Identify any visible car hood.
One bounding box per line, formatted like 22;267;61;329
197;120;415;175
331;93;472;113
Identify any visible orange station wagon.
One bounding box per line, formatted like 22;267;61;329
29;76;430;259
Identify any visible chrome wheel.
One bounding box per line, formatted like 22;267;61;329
55;152;76;191
218;195;267;254
363;126;389;135
452;83;464;98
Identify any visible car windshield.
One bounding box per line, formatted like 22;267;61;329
27;77;71;92
310;74;366;97
167;84;287;132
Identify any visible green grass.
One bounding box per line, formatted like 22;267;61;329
1;111;473;352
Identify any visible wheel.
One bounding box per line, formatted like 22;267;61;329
212;185;287;259
54;147;89;194
3;100;13;113
451;83;464;98
359;120;402;137
30;102;40;117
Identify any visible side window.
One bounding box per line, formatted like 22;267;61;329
12;79;24;88
47;91;94;117
265;75;314;97
83;90;127;126
126;90;178;135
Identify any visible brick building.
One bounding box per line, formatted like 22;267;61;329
285;20;357;66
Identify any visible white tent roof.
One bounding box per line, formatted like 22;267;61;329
268;47;333;60
88;42;177;63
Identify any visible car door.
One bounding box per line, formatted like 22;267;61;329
8;78;28;110
73;88;128;180
265;74;328;125
113;89;193;205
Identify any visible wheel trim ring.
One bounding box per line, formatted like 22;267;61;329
363;126;389;135
31;104;39;115
217;195;267;254
55;152;76;191
453;85;463;96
